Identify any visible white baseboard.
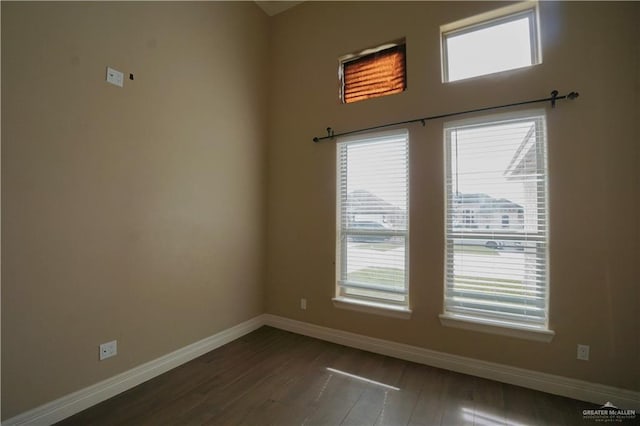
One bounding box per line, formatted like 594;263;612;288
3;315;266;426
5;313;638;425
263;314;640;410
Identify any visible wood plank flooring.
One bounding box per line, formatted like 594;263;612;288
58;326;596;425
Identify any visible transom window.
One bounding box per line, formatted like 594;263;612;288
441;2;541;82
442;111;550;336
339;41;406;104
335;129;409;313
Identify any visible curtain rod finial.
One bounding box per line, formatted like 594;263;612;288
567;91;579;100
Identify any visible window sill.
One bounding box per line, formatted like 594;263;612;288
439;313;555;342
332;297;412;320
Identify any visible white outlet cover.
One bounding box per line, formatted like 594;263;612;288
106;67;124;87
577;344;589;361
99;340;118;360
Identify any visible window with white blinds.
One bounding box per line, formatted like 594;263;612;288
443;112;549;330
336;129;409;309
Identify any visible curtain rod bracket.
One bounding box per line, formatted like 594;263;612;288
550;90;559;108
420;119;426;127
314;127;334;143
327;127;334;138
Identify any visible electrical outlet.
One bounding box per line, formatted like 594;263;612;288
100;340;118;361
577;344;589;361
300;298;307;310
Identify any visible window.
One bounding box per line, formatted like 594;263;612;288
339;41;406;104
441;2;540;82
335;129;409;316
442;111;552;340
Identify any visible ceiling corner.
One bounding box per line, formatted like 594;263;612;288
254;1;304;17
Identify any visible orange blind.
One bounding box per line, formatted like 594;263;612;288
342;45;406;104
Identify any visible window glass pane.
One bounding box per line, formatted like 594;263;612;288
345;237;405;289
444;12;537;82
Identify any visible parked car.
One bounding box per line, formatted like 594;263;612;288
486;240;524;251
348;221;392;243
454;238;524;251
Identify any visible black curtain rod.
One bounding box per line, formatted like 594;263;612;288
312;90;579;142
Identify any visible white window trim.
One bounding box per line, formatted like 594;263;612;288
439;313;554;342
441;0;541;83
442;109;553;340
335;128;410;315
333;297;412;320
443;108;545;128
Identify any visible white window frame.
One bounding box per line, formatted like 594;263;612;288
441;1;541;82
334;129;411;319
440;110;554;342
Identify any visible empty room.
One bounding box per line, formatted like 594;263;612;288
1;1;638;424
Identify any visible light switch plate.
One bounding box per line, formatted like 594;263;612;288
106;67;124;87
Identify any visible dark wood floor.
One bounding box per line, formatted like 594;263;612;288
58;326;595;425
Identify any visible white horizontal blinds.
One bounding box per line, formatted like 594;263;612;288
444;114;548;328
337;130;409;306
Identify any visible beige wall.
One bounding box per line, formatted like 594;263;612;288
1;1;268;419
266;1;640;392
1;0;639;420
